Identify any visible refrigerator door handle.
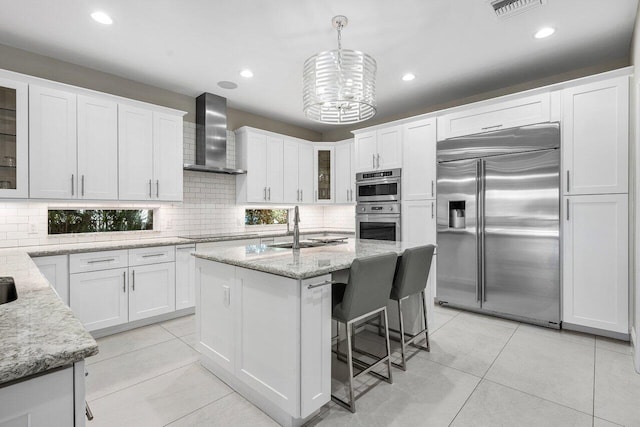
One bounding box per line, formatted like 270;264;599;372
476;159;482;302
566;199;570;221
481;160;487;302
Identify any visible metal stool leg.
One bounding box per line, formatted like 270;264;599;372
394;299;408;370
421;290;430;352
382;308;393;383
86;401;94;421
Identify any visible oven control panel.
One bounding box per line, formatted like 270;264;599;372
356;203;401;214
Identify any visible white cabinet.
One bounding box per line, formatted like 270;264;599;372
176;244;196;310
402;200;437;245
236;128;284;203
32;255;69;305
70;267;129;332
335;140;355;204
29;85;77;199
562;76;629;195
118;104;153;200
563;194;628;334
283;139;314;204
437;93;551;140
77;95;118;200
403;118;437;200
314;146;335;203
354;125;402;172
0;76;28;198
153;112;184;201
129;262;176;321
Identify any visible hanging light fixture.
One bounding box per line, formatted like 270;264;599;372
303;15;377;124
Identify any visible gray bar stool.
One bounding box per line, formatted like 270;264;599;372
331;252;398;413
389;244;435;371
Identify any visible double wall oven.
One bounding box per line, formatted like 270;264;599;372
355;168;401;241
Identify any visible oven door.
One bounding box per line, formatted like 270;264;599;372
356;213;401;241
356;178;401;203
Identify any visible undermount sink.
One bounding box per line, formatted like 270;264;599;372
268;242;323;249
0;277;17;305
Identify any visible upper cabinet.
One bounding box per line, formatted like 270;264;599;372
562;76;629;195
402;118;437;201
236;128;284;203
283;139;314;204
314;146;335;203
334;140;355;204
437;93;550;140
0;76;27;198
354;125;402;172
152;112;183;201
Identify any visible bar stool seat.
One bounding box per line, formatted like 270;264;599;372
331;252;398;413
389;244;435;371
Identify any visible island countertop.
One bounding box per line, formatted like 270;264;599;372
193;238;427;279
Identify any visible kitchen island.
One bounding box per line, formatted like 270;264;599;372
193;238;429;427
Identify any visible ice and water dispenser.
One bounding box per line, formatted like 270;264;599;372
448;201;466;229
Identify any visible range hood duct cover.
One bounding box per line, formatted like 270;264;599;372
183;92;246;174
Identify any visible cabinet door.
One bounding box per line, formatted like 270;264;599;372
246;133;267;202
282;139;299;203
402;200;436;245
265;136;284;202
298;142;314;204
563;77;628;195
70;268;128;332
176;245;196;310
118;104;153;200
377;126;402;170
314;147;334;203
563;194;628;334
354;131;377;172
153;112;183;201
403;118;437;200
0;77;28;198
77;95;118;200
29;85;77;199
129;263;176;321
335;142;353;203
32;255;69;306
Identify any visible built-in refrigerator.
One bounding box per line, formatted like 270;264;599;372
435;123;561;328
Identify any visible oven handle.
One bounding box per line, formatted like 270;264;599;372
356;178;401;186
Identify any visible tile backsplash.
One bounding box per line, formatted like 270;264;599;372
0;122;355;248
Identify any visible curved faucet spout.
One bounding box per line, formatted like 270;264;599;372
292;206;300;250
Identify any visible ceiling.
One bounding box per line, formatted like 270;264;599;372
0;0;637;133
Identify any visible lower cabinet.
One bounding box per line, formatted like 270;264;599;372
129;262;176;321
70;267;128;332
402;199;437;244
32;254;69;305
562;194;629;335
176;244;196;310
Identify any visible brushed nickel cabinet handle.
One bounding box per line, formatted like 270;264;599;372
81;175;85;197
71;174;74;196
566;170;570;193
431;180;434;197
376;153;380;169
149;179;152;198
122;271;126;293
431;202;434;219
566;199;570;221
268;187;271;200
481;124;503;131
372;154;375;169
263;187;267;200
142;253;164;258
132;270;135;291
87;258;115;264
301;189;303;201
307;280;337;289
156;180;159;198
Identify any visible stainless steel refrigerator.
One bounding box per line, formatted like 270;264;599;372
435;123;561;328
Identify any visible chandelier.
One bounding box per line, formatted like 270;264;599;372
303;15;377;125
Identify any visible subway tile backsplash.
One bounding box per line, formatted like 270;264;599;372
0;122;355;248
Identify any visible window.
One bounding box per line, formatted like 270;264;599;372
244;209;289;226
48;209;154;234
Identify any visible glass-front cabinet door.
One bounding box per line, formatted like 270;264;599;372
314;146;335;203
0;76;28;198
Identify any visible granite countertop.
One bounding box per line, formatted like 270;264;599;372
193;238;427;279
0;250;98;386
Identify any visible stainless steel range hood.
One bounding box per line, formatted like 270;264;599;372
183;92;246;174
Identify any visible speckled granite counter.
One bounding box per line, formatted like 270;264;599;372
193;238;423;279
0;250;98;386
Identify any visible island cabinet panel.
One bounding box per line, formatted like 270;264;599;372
235;267;300;416
197;260;237;374
32;254;69;306
128;262;176;321
175;244;196;310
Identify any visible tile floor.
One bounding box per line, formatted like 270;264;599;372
85;305;640;427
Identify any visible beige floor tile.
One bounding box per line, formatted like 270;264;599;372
86;324;175;365
167;392;278;427
416;313;516;377
595;336;632;355
486;327;595;414
86;338;199;400
455;311;520;330
159;314;196;337
88;363;232;427
180;333;199;351
593;418;624;427
431;309;459;333
518;323;595;347
594;347;640;427
451;380;592;427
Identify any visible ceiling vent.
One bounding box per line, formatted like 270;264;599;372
489;0;546;19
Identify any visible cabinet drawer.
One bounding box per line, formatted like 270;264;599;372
437;93;550;140
129;246;175;266
70;250;128;274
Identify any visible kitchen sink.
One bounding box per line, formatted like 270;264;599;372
0;277;17;305
268;242;323;249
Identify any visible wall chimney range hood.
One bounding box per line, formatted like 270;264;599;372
183;92;246;174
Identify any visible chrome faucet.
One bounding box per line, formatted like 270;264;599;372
292;206;300;250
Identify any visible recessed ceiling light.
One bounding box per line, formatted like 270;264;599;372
534;27;555;39
402;73;416;82
91;11;113;25
240;69;254;78
217;81;238;89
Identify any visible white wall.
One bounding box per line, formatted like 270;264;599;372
0;123;355;248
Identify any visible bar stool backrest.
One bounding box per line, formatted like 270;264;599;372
336;252;398;322
391;245;436;300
